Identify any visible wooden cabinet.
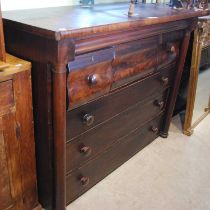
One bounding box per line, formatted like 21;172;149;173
2;3;207;210
0;55;41;210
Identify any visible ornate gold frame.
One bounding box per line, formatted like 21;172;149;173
183;18;210;136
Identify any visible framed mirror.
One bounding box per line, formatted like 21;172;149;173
183;16;210;135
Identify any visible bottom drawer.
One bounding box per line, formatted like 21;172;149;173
66;114;164;204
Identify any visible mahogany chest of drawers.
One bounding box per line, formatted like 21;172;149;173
3;3;208;210
0;54;41;210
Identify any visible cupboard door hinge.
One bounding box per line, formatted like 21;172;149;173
16;122;21;140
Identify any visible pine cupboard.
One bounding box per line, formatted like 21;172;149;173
0;55;41;210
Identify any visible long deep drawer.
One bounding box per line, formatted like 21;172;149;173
66;114;163;204
67;64;175;140
66;91;167;172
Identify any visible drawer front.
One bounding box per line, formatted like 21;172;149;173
66;114;163;204
158;30;184;69
66;92;167;172
67;65;175;140
112;36;158;89
67;48;114;110
0;80;14;115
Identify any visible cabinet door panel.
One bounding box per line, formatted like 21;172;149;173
0;117;13;210
0;113;23;210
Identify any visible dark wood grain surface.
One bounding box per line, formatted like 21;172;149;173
3;3;208;39
112;36;158;88
68;61;113;109
66;114;164;203
67;64;175;140
66;92;167;173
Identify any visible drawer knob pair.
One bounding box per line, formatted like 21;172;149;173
87;74;98;86
80;146;92;156
161;76;169;86
80;176;90;186
83;114;95;126
151;126;159;134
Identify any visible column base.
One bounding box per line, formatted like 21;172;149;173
159;131;168;138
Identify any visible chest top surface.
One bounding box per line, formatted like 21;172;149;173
3;3;209;40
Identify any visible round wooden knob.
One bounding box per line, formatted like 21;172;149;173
87;74;98;85
167;43;176;53
80;146;92;156
80;176;90;186
151;126;159;134
161;76;169;86
83;114;95;126
155;100;164;109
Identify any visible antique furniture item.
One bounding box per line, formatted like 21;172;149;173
0;54;42;210
0;2;41;209
3;3;208;210
184;16;210;135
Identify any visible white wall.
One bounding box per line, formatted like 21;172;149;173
1;0;127;11
1;0;77;11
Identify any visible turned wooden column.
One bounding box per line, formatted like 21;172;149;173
51;40;75;210
52;64;67;210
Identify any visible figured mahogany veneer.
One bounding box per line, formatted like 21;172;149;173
112;36;158;89
68;62;113;110
68;35;179;109
3;3;208;210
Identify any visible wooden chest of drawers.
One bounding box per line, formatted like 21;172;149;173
3;3;208;210
0;54;41;210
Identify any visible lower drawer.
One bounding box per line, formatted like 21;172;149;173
66;92;167;172
66;114;163;204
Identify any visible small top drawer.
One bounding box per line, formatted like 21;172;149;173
112;36;158;89
67;48;114;110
